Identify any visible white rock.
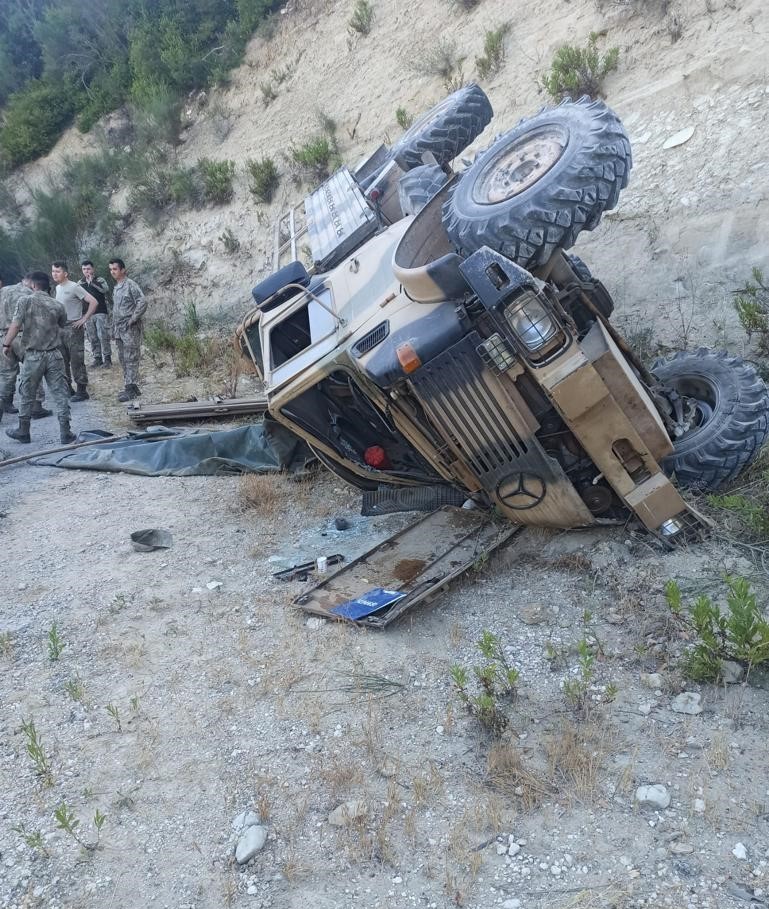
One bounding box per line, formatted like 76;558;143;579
247;884;258;895
502;900;521;909
496;843;507;856
733;842;748;860
232;810;261;832
694;799;706;813
508;842;521;857
641;673;663;689
206;581;223;590
235;825;268;864
328;799;367;827
635;784;671;809
671;692;702;715
663;126;695;149
305;616;325;630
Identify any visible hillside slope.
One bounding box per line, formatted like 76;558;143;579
6;0;768;348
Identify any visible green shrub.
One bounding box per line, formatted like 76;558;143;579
348;0;374;35
666;577;769;681
247;157;280;203
542;33;619;101
0;79;79;168
197;158;236;204
395;107;413;130
451;631;519;735
290;137;339;181
734;267;769;355
475;24;511;79
144;323;180;355
413;37;466;92
168;167;203;206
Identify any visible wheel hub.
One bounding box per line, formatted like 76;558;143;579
473;126;568;204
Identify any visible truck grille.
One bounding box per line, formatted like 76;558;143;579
410;333;529;479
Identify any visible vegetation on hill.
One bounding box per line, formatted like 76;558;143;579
0;0;281;169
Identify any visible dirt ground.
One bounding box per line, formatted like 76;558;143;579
1;370;769;909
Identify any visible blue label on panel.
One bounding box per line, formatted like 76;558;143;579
331;587;406;620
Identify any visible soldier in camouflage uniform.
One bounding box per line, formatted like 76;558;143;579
109;258;147;402
0;277;52;421
2;272;75;445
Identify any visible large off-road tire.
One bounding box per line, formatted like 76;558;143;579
567;253;615;319
442;97;632;270
650;349;769;491
397;163;450;216
391;83;493;171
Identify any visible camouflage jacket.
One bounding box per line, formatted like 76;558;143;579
112;277;147;340
1;283;32;331
13;290;67;350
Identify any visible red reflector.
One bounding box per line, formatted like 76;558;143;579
364;446;391;468
369;188;382;202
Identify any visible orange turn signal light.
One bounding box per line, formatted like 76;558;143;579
396;342;422;374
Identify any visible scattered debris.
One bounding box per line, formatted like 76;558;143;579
126;396;268;425
273;553;345;581
662;125;695;149
130;528;173;552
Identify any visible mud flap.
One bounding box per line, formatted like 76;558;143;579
293;506;519;628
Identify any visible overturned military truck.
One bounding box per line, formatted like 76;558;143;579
237;85;769;546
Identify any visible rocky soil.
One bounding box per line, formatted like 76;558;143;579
1;370;769;909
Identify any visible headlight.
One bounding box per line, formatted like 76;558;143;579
659;518;683;537
505;294;558;352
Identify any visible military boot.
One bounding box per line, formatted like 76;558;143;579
117;384;141;402
1;396;18;414
71;383;90;402
59;419;76;445
6;417;31;443
31;401;54;419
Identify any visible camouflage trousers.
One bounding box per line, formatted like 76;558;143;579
86;313;112;363
60;322;87;386
18;349;71;421
0;340;45;404
116;339;141;386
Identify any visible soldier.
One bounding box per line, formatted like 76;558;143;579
3;271;75;445
51;261;98;402
0;275;53;421
79;260;113;368
108;258;147;402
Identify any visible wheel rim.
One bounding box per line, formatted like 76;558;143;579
472;125;568;205
659;372;719;442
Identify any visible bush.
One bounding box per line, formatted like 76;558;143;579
290;137;339;181
395;107;413;130
247;157;280;203
666;577;769;681
197;158;236;204
412;37;466;92
476;24;511;79
734;267;769;355
542;33;619;101
348;0;374;35
0;79;79;168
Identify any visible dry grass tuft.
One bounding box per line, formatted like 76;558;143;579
239;472;294;513
545;722;607;804
486;741;551;808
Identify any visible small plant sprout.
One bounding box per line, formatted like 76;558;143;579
21;717;52;784
12;823;47;853
562;637;597;713
129;694;140;713
260;81;278;106
542;32;619;101
47;622;65;661
666;577;769;681
64;676;85;702
451;631;519;735
106;703;122;732
395;107;413;130
219;227;240;254
54;802;106;851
